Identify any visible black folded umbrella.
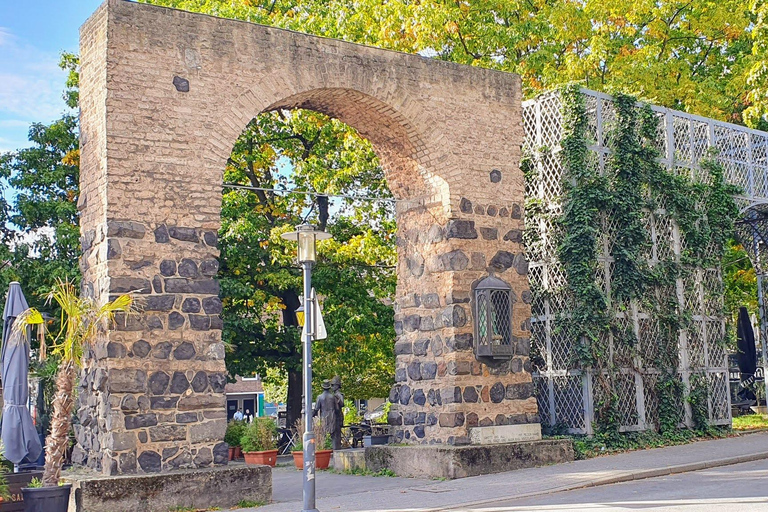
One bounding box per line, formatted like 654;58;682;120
736;306;758;403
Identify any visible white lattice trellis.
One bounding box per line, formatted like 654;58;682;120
523;89;749;434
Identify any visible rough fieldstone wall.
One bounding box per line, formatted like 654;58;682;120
78;0;536;474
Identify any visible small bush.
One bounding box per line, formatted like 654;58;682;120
224;420;246;448
240;418;278;452
25;477;42;489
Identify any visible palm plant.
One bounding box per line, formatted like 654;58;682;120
15;279;132;486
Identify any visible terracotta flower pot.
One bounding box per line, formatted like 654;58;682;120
235;446;242;459
228;447;236;461
292;449;333;470
315;449;333;470
292;451;303;470
244;449;279;467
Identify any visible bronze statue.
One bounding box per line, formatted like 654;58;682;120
313;380;339;449
330;375;344;450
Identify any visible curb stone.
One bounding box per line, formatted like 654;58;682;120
433;450;768;511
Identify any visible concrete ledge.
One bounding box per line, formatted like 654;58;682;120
333;448;366;472
64;465;271;512
365;439;573;479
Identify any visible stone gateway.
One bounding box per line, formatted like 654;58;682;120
78;0;537;474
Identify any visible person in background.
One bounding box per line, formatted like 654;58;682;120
233;408;244;421
244;409;253;423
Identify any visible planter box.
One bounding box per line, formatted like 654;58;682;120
0;471;43;512
363;435;389;447
22;483;71;512
243;450;278;467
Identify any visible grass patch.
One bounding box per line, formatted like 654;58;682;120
733;413;768;430
236;500;267;508
329;467;396;477
550;427;730;460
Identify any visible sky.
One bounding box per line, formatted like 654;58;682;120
0;0;104;153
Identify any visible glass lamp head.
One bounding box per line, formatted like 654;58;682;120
280;223;332;264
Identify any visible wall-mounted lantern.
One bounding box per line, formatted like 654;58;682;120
474;275;514;360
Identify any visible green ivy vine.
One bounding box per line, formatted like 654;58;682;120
545;84;740;437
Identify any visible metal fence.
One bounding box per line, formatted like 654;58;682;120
520;88;759;433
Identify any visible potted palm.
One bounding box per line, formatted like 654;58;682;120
15;280;132;512
240;418;278;467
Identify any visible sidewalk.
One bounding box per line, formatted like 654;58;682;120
246;432;768;512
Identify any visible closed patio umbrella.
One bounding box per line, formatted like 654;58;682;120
736;306;758;404
0;282;42;466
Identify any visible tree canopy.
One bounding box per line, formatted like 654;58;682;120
220;110;396;413
146;0;762;126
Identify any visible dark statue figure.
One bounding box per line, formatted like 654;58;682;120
314;380;340;449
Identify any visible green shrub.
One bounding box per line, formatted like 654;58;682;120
26;477;42;489
224;420;246;448
375;401;391;424
343;399;362;425
240;418;278;452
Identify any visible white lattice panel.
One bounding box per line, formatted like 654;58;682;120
524;88;750;432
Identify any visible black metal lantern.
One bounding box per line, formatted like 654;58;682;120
474;275;513;359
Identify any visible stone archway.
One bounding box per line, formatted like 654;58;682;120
78;0;535;475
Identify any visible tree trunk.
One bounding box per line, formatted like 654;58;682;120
286;369;303;430
281;290;304;430
43;361;75;486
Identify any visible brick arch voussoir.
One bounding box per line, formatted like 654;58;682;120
202;80;453;213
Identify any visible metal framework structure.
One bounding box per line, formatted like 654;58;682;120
521;89;768;434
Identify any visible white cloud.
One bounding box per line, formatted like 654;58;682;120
0;26;71;130
11;227;55;257
0;27;13;46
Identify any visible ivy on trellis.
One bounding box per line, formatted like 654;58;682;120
532;84;740;436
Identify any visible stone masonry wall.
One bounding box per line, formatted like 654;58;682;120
79;0;535;474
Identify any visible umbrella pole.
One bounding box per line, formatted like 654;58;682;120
757;274;768;410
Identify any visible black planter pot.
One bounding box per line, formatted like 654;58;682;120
21;484;71;512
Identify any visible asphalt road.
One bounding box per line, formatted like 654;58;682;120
451;458;768;512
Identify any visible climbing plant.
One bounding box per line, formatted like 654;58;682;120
530;85;740;438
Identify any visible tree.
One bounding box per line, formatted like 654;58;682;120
144;0;757;125
15;281;132;486
220;110;395;428
0;114;80;305
723;241;759;320
0;51;80;313
746;0;768;128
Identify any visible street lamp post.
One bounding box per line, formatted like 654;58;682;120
281;223;331;512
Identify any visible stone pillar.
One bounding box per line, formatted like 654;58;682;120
389;187;538;445
75;4;228;474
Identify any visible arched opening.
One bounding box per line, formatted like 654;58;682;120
219;105;399;430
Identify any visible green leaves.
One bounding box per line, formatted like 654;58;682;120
549;87;739;435
146;0;758;125
219;108;395;400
